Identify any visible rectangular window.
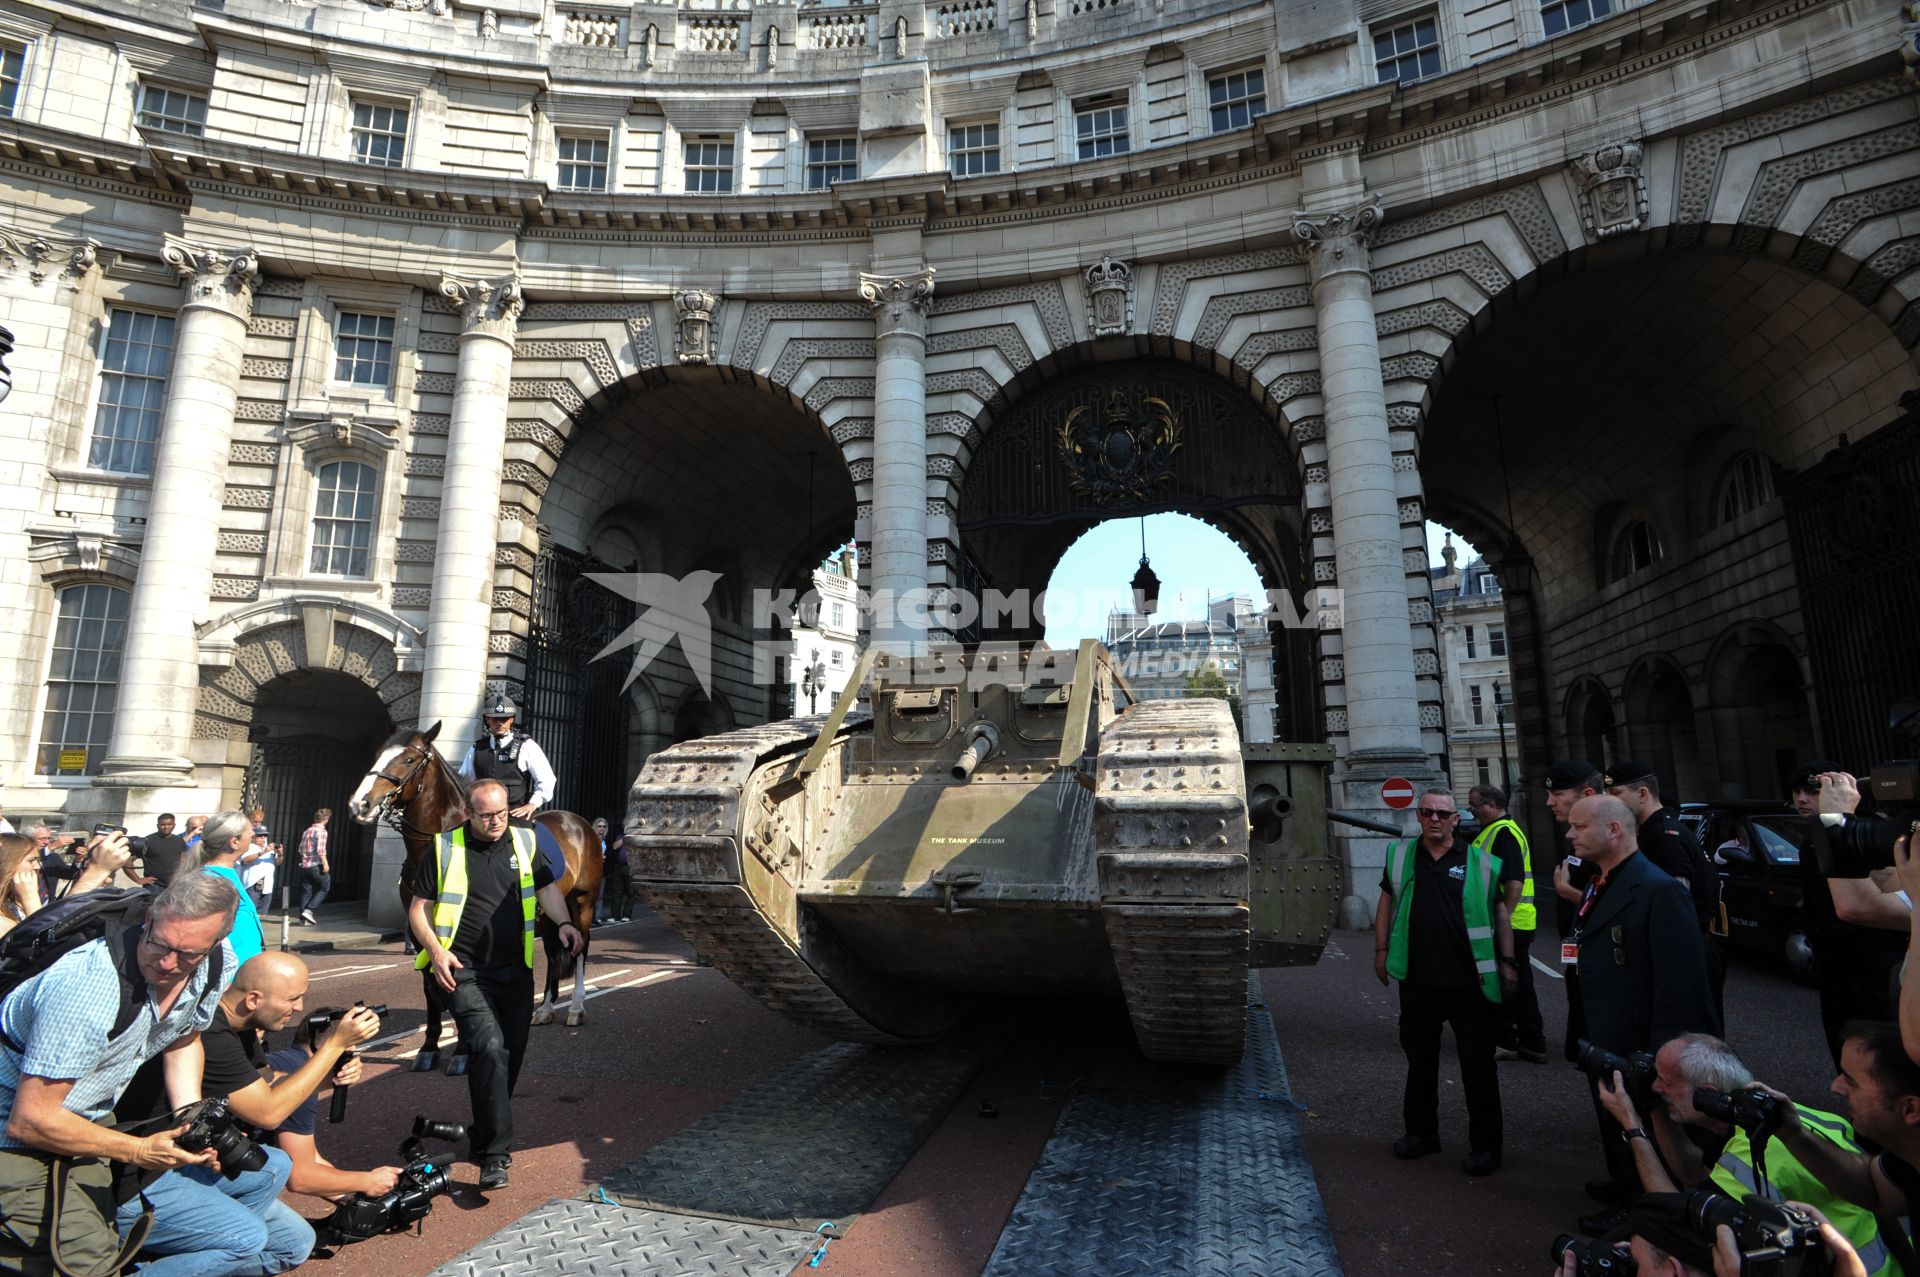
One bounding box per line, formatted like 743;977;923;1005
556;132;611;192
805;135;858;190
1541;0;1610;36
948;121;1001;177
1476;757;1491;786
89;308;176;475
35;584;129;776
351;99;409;168
1207;68;1266;134
136;84;208;136
332;312;396;388
0;46;23;118
1470;684;1483;725
1465;627;1477;658
830;649;844;667
684;137;735;193
310;461;378;578
829;602;845;628
1373;15;1442;84
1489;625;1507;657
1074;102;1129;160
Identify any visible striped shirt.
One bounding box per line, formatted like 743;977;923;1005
0;934;234;1148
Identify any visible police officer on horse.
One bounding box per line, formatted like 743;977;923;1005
458;696;556;821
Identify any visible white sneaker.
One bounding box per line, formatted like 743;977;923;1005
301;910;317;925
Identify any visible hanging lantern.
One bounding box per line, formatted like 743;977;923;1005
1131;555;1160;616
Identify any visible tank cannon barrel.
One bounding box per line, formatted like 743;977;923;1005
1328;809;1405;836
950;722;1002;782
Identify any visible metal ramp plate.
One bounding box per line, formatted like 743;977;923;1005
424;1196;814;1277
597;1037;989;1230
982;1005;1344;1277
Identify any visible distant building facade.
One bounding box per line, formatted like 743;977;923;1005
1432;544;1513;794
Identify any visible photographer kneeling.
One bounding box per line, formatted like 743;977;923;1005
1587;1033;1894;1274
1552;1192;1873;1277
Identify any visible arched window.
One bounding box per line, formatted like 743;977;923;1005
1716;449;1776;525
1610;519;1664;581
35;583;129;775
310;461;377;578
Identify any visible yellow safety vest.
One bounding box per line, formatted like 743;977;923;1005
413;825;538;971
1384;837;1503;1004
1711;1105;1895;1277
1472;817;1534;932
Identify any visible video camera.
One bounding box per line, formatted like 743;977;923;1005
1693;1087;1787;1140
1573;1039;1658;1109
1807;701;1920;877
170;1098;269;1180
315;1116;467;1249
1686;1189;1831;1277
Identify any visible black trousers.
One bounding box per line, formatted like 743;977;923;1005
1818;942;1903;1068
447;963;535;1160
1398;980;1503;1154
1495;928;1545;1055
1589;1073;1638;1190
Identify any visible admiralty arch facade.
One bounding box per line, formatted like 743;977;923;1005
0;0;1914;922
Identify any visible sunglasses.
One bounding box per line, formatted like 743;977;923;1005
1417;809;1457;819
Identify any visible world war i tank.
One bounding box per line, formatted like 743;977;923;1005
623;641;1341;1064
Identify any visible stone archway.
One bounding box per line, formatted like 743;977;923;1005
1621;657;1704;804
1564;677;1617;768
1705;626;1812;799
671;690;733;744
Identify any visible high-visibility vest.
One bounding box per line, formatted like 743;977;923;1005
1384;837;1503;1004
1711;1105;1896;1277
1473;817;1534;932
413;825;538;971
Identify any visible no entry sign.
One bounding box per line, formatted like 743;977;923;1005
1380;777;1416;810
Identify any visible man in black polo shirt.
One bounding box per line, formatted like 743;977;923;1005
1373;787;1521;1175
409;779;581;1190
138;813;188;888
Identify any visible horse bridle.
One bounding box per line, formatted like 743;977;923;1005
362;746;439;838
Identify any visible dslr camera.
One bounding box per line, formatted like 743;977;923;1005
315;1116;466;1248
1693;1087;1786;1139
1807;701;1920;877
299;1001;389;1045
1685;1188;1831;1277
1574;1039;1658;1109
1549;1235;1634;1277
171;1098;269;1180
90;822;147;859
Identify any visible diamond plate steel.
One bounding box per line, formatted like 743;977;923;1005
983;1006;1344;1277
424;1197;814;1277
598;1037;988;1230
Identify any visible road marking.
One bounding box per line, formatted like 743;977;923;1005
306;962;404;983
359;968;679;1054
1531;956;1564;980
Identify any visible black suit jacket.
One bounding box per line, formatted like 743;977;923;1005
1574;851;1721;1052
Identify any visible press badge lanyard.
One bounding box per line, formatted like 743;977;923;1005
1563;875;1607;968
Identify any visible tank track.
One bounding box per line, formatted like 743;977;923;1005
626;717;955;1046
1094;698;1251;1065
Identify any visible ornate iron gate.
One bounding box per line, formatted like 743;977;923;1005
1784;396;1920;766
523;543;635;823
242;735;372;901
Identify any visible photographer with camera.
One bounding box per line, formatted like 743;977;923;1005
1584;1033;1894;1271
1553;1192;1873;1277
0;871;239;1276
410;778;582;1191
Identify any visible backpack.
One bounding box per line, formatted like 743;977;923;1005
0;887;163;1052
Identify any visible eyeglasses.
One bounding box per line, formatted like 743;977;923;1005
1417;809;1457;819
140;925;212;965
473;807;511;822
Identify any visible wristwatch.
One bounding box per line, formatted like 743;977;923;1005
1621;1127;1650;1143
1498;955;1520;968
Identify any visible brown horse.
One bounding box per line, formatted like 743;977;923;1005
345;722;604;1071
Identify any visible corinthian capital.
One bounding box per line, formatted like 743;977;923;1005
163;243;260;319
1293;198;1385;283
0;229;101;291
860;267;936;332
439;273;523;343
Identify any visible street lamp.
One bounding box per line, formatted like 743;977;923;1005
1495;698;1513;792
1130;516;1160;616
801;647;827;714
0;325;14;404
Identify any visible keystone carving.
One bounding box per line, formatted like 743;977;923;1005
1084;255;1133;338
1293;198;1385;283
1568;140;1648;240
163;243;260;319
675;288;718;364
439;273;524;344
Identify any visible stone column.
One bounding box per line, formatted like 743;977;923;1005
860;267;935;653
1296;200;1431;925
418;273;522;753
1296;199;1424;764
93;244;258;796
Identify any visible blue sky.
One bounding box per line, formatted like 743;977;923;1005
1041;514;1486;644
